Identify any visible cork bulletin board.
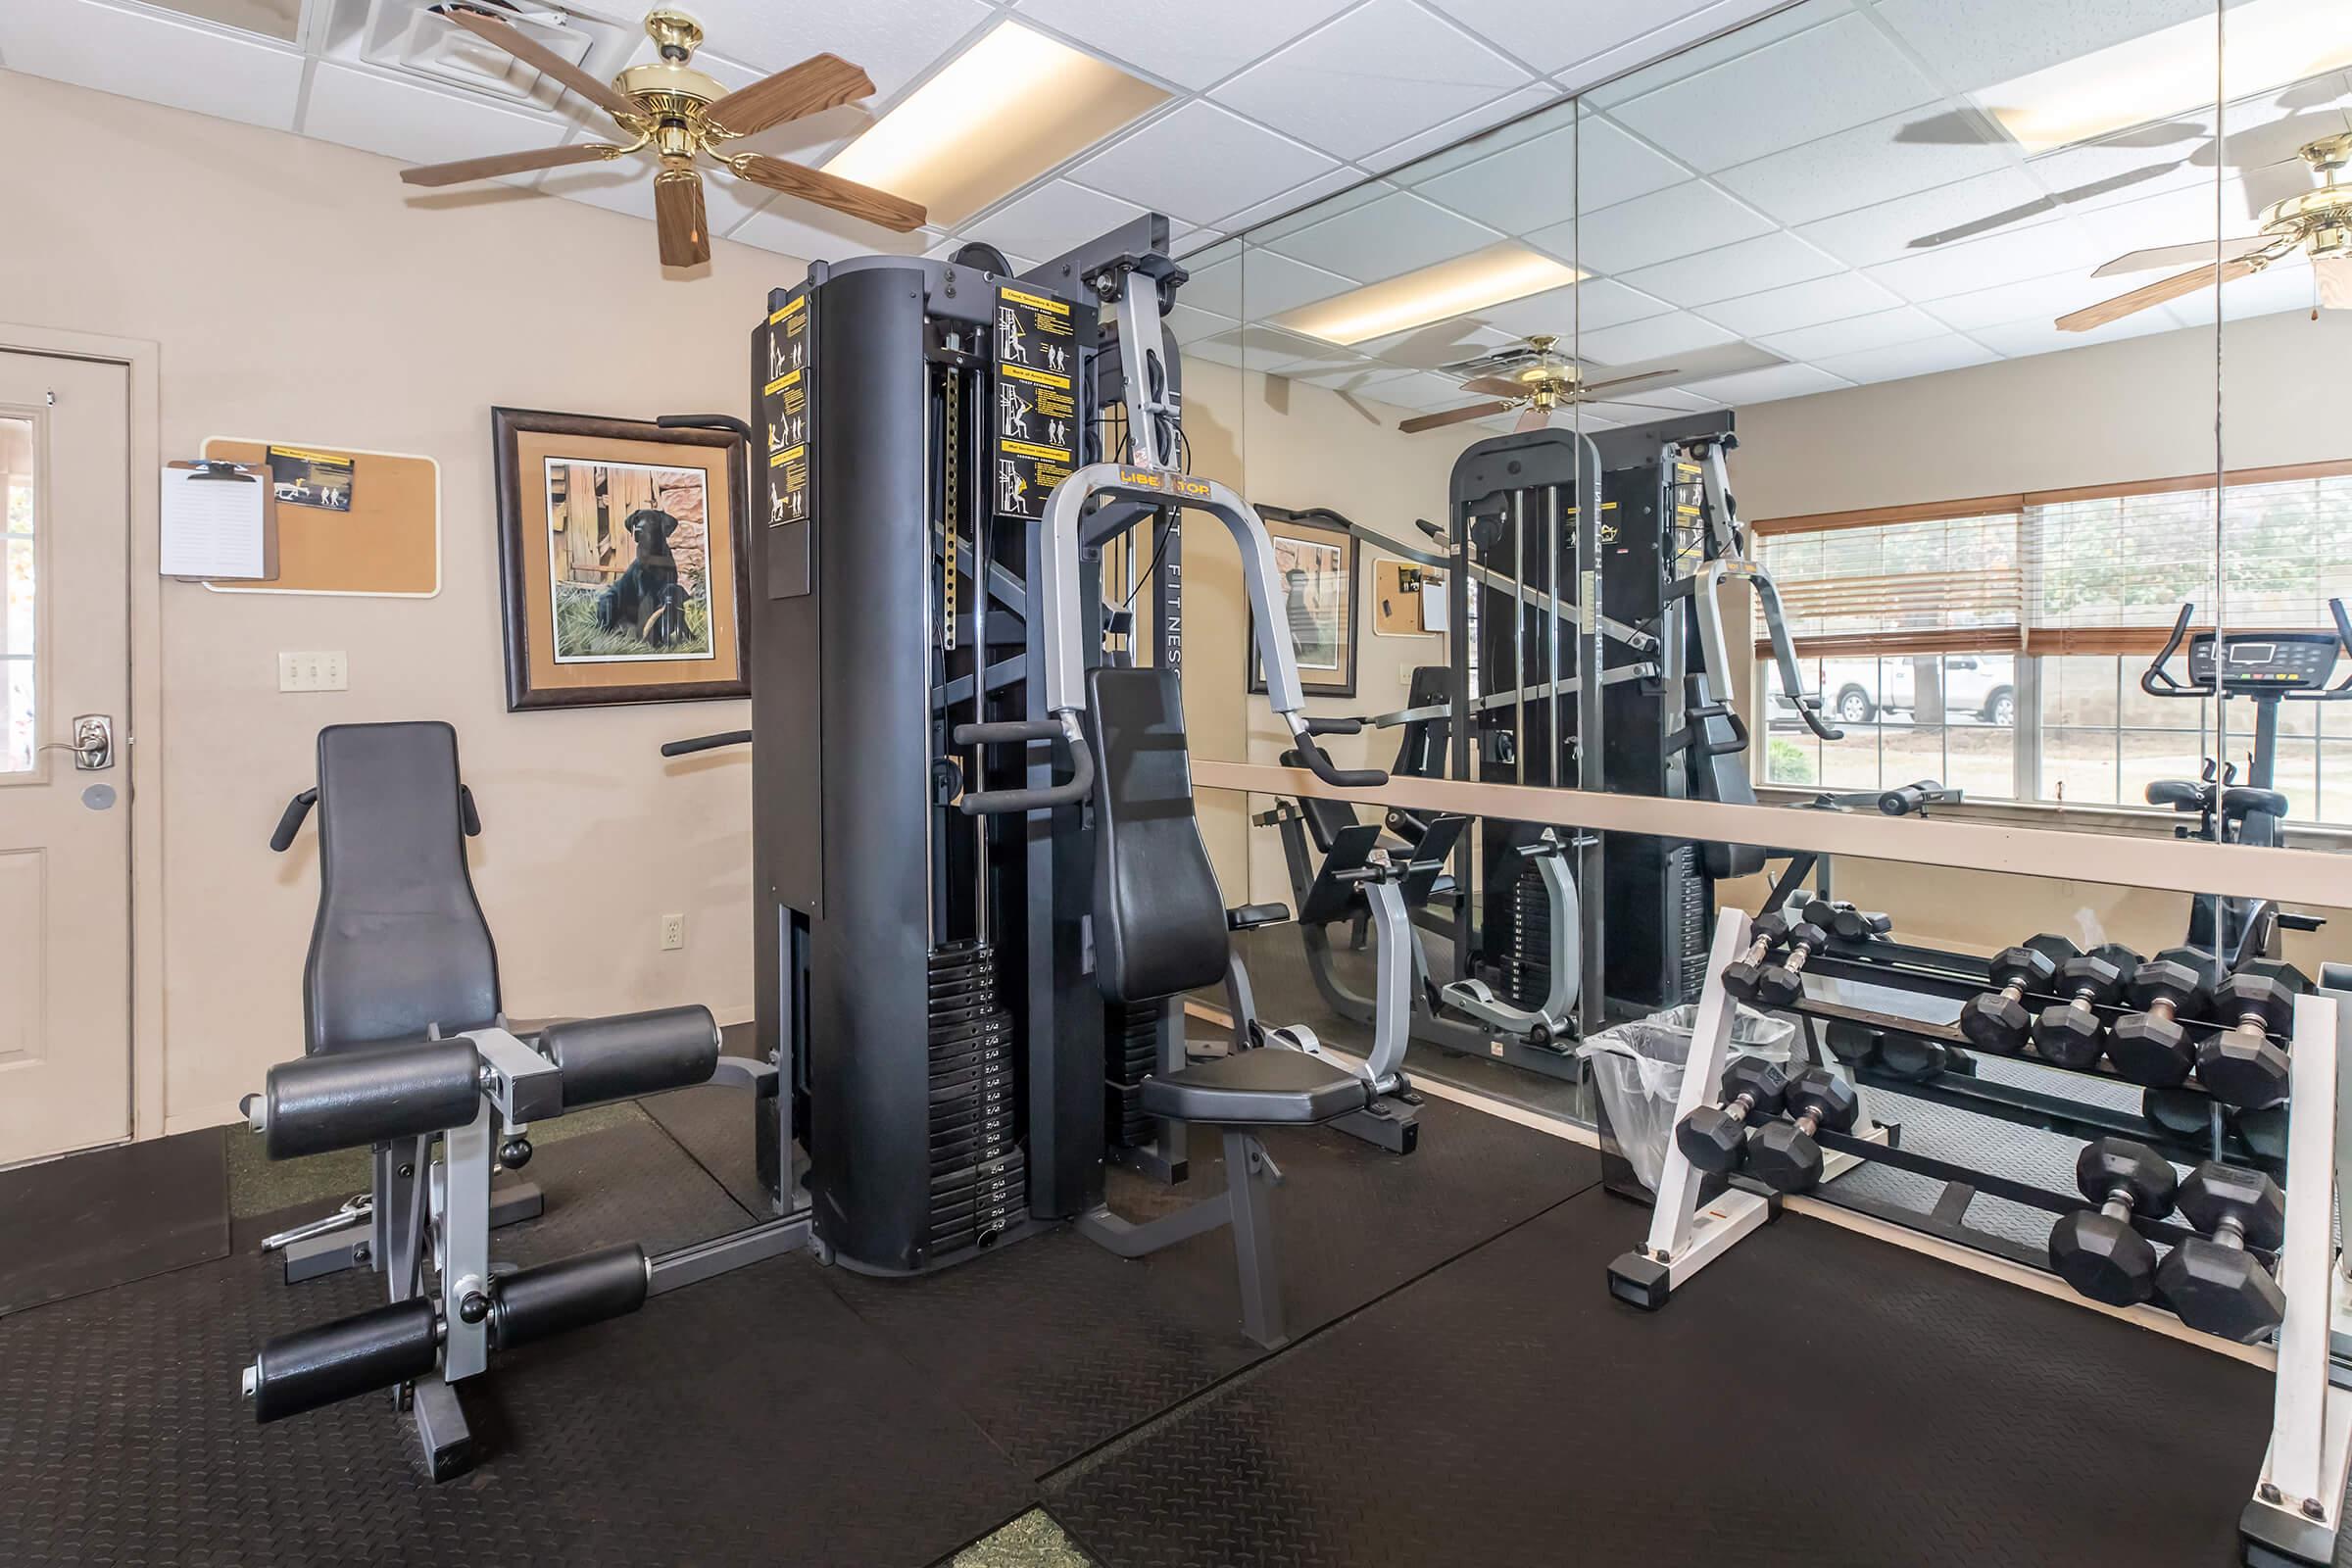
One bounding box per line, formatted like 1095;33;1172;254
200;437;440;596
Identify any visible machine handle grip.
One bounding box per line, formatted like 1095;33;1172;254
1292;733;1388;789
2325;598;2352;696
656;413;755;442
2139;603;2198;696
1693;709;1750;757
459;785;481;838
1301;715;1362;736
955;725;1095;815
270;789;318;853
662;729;754;757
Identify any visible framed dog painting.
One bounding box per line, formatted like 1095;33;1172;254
491;408;750;710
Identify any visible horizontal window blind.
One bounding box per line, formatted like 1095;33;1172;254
1754;461;2352;658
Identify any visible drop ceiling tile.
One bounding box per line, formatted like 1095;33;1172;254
1213;0;1535;163
0;0;303;130
1918;267;2134;331
1619;231;1842;308
1477;277;1673;340
1792;168;2059;268
1367;85;1559;172
1871;0;2214;97
1169;301;1237;344
1678;363;1854;406
1219;169;1376;239
1566;180;1776;276
1411;122;1581;231
1371;368;1493;409
1811;333;1997;384
543;154;784;245
926;234;1035;270
1184;323;1349;369
1263;190;1502;283
1968;309;2190;360
1358;321;1521;369
1278;359;1422;395
1071;101;1340;229
1753;305;1948;361
1609;11;1939;172
728;201;942;263
1396;95;1578;182
1012;0;1352;91
649;0;994;96
1695;270;1902;335
1861;219;2104;302
1713;104;2018;227
1427;0;1724;76
967;180;1151;262
1233;250;1360;316
1180;253;1244;318
1582;0;1850;109
2020;134;2211;218
1575;113;1697;211
1573;311;1740;367
302;62;569;169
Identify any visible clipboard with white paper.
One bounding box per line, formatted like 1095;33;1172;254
160;461;276;580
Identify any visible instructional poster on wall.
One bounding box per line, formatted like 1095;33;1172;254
764;291;810;527
993;285;1075;519
266;445;356;512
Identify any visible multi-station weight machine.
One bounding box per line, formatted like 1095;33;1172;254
1256;419;1836;1080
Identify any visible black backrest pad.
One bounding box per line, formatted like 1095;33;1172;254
305;722;501;1054
1277;749;1359;854
1086;667;1231;1004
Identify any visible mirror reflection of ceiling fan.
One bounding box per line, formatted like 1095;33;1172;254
2057;132;2352;330
396;5;926;269
1397;336;1682;434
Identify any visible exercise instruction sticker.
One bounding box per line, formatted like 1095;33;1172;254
765;294;811;526
267;445;355;512
994;286;1075;518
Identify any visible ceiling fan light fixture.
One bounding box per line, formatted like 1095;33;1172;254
823;21;1169;228
1275;243;1586;347
1975;0;2352;153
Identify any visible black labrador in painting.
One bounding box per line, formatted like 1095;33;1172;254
597;509;687;648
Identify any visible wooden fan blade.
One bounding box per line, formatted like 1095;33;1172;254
1461;373;1533;398
729;153;925;231
1398;400;1512;434
2320;257;2352;310
439;7;639;122
400;141;623;187
1577;368;1678;395
705;53;874;139
655;169;710;268
2092;236;2272;277
2056;257;2260;331
1514;405;1552;433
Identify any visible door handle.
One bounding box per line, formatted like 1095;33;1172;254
37;713;114;770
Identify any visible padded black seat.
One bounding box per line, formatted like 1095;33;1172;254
1139;1048;1369;1127
303;722;498;1055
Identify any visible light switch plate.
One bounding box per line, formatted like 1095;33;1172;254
278;652;349;692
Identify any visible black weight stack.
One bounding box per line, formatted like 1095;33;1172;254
926;941;1024;1252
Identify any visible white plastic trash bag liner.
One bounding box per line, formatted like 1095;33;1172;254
1579;1004;1796;1193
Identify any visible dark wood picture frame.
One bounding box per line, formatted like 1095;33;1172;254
492;407;752;710
1248;509;1360;699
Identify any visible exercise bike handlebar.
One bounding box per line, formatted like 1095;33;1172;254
2141;598;2352;699
952;717;1095;815
661;729;754;757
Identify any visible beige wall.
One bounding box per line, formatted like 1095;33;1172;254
1;71;797;1132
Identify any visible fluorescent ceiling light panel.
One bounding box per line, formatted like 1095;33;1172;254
824;22;1169;228
1273;242;1584;346
1975;0;2352;153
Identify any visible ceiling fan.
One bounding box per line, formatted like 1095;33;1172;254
1398;336;1682;434
2056;132;2352;331
397;5;926;269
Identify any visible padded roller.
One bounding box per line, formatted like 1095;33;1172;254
248;1298;439;1423
542;1005;720;1110
260;1039;484;1159
491;1244;649;1349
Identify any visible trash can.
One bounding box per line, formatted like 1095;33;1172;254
1580;1004;1797;1194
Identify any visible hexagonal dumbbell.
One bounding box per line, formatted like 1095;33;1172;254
2106;947;2222;1089
1674;1055;1790;1175
1746;1067;1860;1194
2196;972;2299;1110
1958;945;2058;1056
1803;899;1892;943
2031;949;2135;1070
1718;912;1794;1006
1728;922;1827;1012
2159;1162;2286;1343
2047;1137;2176;1305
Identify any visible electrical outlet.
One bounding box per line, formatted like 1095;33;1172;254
1398;664;1413;687
660;913;685;951
277;652;349;692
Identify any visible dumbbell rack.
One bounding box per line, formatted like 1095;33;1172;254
1612;907;2352;1567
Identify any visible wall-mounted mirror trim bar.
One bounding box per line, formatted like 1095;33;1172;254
1196;760;2352;906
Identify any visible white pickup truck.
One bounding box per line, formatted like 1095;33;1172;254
1779;655;2016;726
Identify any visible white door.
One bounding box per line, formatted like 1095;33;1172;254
0;350;131;1164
